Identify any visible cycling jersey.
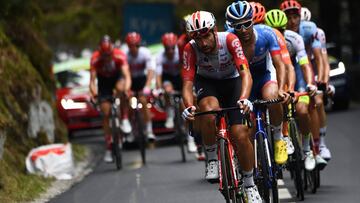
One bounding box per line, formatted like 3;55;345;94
284;30;309;66
177;33;191;63
125;46;155;78
273;28;291;65
182;32;248;81
155;47;180;76
90;48;128;77
299;21;321;50
315;28;327;54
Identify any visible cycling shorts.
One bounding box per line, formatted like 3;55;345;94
249;70;277;101
131;76;147;92
163;73;182;91
194;75;245;126
97;73;123;103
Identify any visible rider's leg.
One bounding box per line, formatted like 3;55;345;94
115;79;132;134
139;94;155;139
163;81;175;129
310;95;321;153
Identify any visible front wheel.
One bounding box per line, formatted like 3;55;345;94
111;117;122;170
174;103;186;162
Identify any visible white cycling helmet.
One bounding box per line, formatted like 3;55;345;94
186;11;216;38
301;7;311;21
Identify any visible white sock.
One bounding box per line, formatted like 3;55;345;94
303;133;311;152
205;144;217;161
273;124;283;141
146;122;153;133
319;126;327;135
243;169;255;187
166;107;175;119
319;126;327;147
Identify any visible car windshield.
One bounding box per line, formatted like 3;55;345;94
55;70;90;88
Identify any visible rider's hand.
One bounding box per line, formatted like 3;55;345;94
152;88;164;98
278;89;290;104
306;84;317;97
327;84;335;97
143;86;151;96
182;106;196;121
237;99;253;114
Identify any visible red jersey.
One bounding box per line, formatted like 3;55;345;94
182;32;249;81
90;48;128;77
177;33;191;64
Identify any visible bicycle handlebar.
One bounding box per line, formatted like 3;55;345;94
252;98;283;106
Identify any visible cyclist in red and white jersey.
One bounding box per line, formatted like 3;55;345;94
124;32;156;141
89;35;132;162
182;11;261;202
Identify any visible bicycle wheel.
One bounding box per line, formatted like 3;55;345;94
288;120;304;201
304;168;317;193
174;103;186;162
135;109;146;165
255;133;279;203
315;167;320;188
111;115;122;170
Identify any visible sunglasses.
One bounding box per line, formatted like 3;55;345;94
232;20;253;30
188;27;211;39
165;46;176;51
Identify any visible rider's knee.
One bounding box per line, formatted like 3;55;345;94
231;125;250;144
296;103;309;116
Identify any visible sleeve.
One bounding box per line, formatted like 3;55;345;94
316;28;327;53
226;33;249;71
181;43;196;81
275;30;292;65
144;48;156;71
265;27;281;56
294;35;309;66
113;49;128;70
155;53;163;75
90;52;99;72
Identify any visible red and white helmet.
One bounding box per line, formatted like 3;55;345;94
185;11;216;38
125;32;141;46
301;7;312;21
280;0;301;14
161;32;178;47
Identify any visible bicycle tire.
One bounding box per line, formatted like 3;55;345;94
315;167;320;188
174;103;186;162
304;169;317;193
135;109;146;165
111;114;122;170
220;138;231;203
288;120;304;201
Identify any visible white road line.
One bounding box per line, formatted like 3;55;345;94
278;179;295;202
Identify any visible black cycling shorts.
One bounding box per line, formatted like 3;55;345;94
195;75;244;126
163;73;183;91
97;72;122;103
131;76;147;92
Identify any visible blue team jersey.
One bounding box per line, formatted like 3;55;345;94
299;21;321;49
227;24;280;74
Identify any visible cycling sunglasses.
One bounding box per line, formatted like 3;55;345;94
232;20;253;30
188;27;211;39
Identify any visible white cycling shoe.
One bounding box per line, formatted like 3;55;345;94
187;137;197;153
120;119;132;134
304;150;316;171
103;150;113;163
283;136;295;155
164;117;174;129
319;146;332;161
315;154;328;170
147;132;156;141
245;185;262;203
205;160;219;182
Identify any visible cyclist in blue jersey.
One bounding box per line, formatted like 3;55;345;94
225;1;290;165
301;6;332;161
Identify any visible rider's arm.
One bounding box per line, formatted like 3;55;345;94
89;54;98;97
226;33;252;99
295;35;314;86
122;63;131;91
115;49;131;91
181;43;196;107
285;63;296;91
321;50;330;85
312;47;324;84
144;49;156;89
155;54;163;89
272;54;286;92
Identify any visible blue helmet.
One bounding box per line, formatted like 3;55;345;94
225;1;253;24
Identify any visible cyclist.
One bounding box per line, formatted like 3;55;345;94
124;32;156;141
250;1;296;155
155;32;197;152
264;9;321;170
301;7;332;161
181;11;261;202
280;0;328;168
89;35;132;162
225;1;290;165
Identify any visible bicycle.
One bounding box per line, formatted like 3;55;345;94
252;98;283;203
128;92;147;165
169;90;187;162
284;92;308;201
193;107;246;203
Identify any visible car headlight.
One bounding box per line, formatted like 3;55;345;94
61;99;87;110
330;61;346;77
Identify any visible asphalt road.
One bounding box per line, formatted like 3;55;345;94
50;104;360;203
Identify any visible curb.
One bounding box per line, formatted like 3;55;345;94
29;144;101;203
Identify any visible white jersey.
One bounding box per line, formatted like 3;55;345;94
284;30;308;65
155;47;180;76
189;32;240;79
126;46;155;78
315;28;327;54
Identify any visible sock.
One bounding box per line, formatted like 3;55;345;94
273;124;283;141
166;107;175;119
205;144;217;161
146;122;153;133
303;133;311;152
105;134;112;150
319;126;327;147
314;138;320;154
243;169;255;187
